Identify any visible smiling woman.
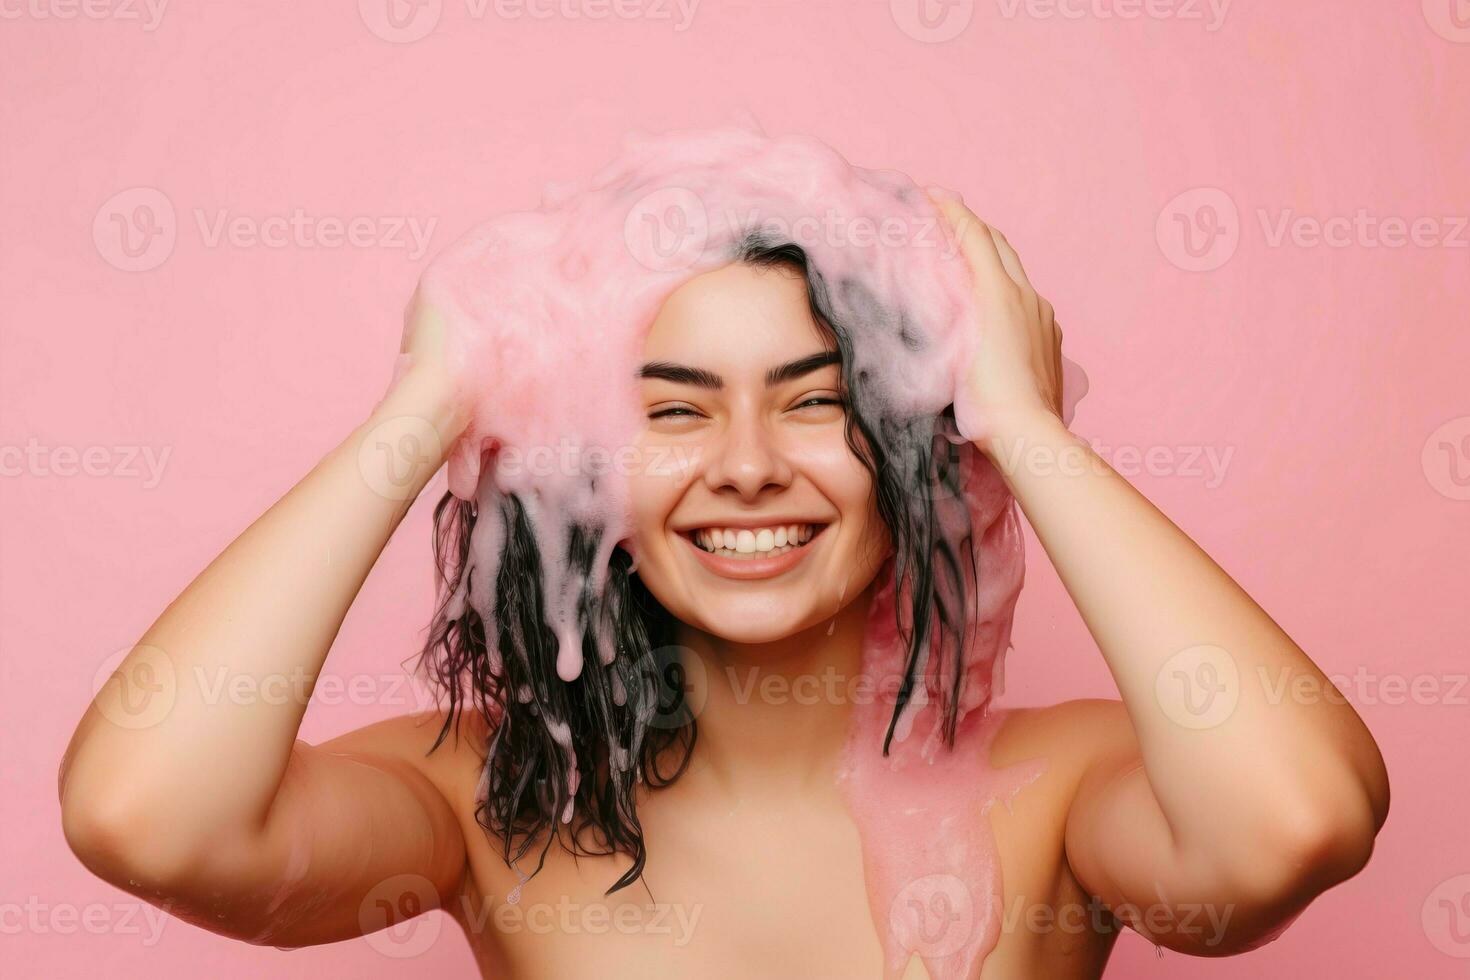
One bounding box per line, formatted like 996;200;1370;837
416;232;1010;931
58;126;1388;980
627;256;887;632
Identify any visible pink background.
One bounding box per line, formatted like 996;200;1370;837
3;2;1467;976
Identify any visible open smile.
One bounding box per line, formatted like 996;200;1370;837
678;522;830;580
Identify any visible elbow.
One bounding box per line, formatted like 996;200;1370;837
1287;748;1390;889
1244;738;1391;896
1289;790;1385;887
60;777;209;891
1226;787;1385;911
1174;797;1384;957
62;790;157;887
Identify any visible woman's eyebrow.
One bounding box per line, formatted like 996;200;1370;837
764;350;840;386
637;362;724;389
636;350;840;390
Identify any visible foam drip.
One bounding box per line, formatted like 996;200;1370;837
416;121;1085;975
421;124;988;684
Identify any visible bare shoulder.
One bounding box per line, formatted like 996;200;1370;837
315;707;491;815
983;699;1142;887
991;698;1139;781
976;703;1142;972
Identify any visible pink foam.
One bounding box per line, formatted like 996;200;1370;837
837;470;1043;978
417;122;1083;975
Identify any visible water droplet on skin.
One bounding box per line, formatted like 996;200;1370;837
506;864;530;905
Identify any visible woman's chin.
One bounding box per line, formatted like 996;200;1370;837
685;604;825;646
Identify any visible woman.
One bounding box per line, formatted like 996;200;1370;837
59;188;1389;979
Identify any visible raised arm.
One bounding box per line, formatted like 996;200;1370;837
58;298;476;947
929;188;1390;954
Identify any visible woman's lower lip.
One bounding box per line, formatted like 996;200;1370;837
682;531;819;580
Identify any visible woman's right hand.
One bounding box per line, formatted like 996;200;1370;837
58;284;475;947
380;284;473;446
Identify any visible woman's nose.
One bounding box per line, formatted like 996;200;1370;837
704;415;794;499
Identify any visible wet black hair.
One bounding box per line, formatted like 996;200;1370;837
416;235;982;895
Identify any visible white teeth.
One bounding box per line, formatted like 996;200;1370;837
689;523;824;558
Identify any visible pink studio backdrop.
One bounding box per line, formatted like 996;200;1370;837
2;3;1466;977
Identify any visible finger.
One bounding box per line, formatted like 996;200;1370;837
988;227;1033;292
927;192;1014;297
1052;319;1065;414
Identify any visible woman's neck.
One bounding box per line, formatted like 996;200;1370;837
670;582;878;802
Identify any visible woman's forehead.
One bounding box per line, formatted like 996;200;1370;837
641;261;831;366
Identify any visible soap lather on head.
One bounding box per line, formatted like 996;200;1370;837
413;126;1028;895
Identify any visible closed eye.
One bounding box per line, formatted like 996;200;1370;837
649;405;704;420
787;393;846;423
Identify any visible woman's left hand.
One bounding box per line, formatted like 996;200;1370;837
922;186;1389;956
926;187;1068;459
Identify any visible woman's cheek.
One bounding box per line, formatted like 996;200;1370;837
802;442;875;512
626;441;691;552
816;454;890;574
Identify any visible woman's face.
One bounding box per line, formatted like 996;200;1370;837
625;261;891;644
